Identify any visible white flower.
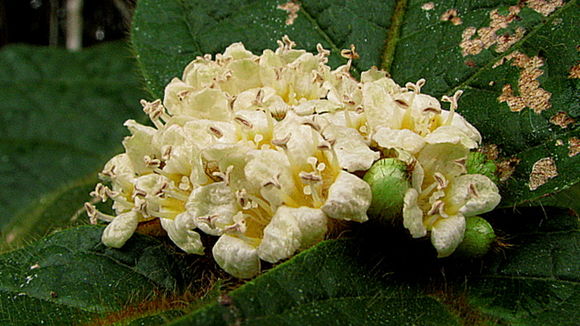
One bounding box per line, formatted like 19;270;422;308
88;36;500;277
88;38;377;278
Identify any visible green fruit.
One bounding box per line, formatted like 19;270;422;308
363;158;410;221
455;216;496;258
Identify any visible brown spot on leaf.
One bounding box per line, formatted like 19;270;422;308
277;1;300;25
569;137;579;157
441;9;462;25
497;157;521;182
496;51;551;114
569;64;580;79
459;1;563;57
529;157;558;191
526;0;564;16
421;2;435;10
549;111;575;128
464;60;477;67
480;144;500;160
459;6;523;56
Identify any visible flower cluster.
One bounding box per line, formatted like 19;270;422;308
87;37;500;277
86;37;376;278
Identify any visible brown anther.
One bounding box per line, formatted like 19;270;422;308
299;171;322;183
272;135;291;149
302;120;321;132
316;43;330;57
161;146;173;161
427;200;445;216
234;116;253;129
133;186;147;198
340;44;360;60
468;183;480;198
209;126;224;138
177;90;191;101
423;107;441;114
254;89;264;105
90;183;109;202
433;173;448;189
395;99;409;108
144;155;162;168
100;165;116;178
84;203;98;224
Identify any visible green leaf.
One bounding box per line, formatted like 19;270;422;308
132;0;579;208
160;207;579;325
0;42;148;248
0;226;183;325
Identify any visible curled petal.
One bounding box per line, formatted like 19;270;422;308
160;215;204;255
373;127;426;154
186;182;238;236
323;124;379;172
123;120;158;174
212;234;260;279
440;110;482;144
431;215;466;258
424;126;478;149
402;188;427;238
322;171;371;222
258;206;327;263
448;174;501;217
102;211;139;248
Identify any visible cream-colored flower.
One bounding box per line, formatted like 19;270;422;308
401;143;500;257
88;38;375;279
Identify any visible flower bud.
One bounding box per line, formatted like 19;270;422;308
363;158;410;221
455;216;496;258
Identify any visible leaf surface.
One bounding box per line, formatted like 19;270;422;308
0;226;183;325
0;42;148;248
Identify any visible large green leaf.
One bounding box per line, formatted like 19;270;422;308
0;226;187;325
0;42;148;248
132;0;579;207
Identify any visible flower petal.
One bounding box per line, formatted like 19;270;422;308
160;215;204;255
212;234;260;279
447;174;501;217
402;188;427;238
322;124;379;172
373;127;426;154
101;211;139;248
186;182;238;236
258;206;327;263
431;214;466;258
122;120;158;174
322;171;371;222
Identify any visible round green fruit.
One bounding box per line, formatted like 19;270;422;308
455;216;496;258
363;158;411;221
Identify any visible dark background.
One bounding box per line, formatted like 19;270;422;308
0;0;135;48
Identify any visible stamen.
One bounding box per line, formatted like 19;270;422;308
468;183;479;198
299;171;322;183
433;173;448;189
234;116;253;129
84;203;115;224
427;200;445;216
442;90;463;125
272;135;291;149
340;44;359;60
316;43;330;58
209;126;224;139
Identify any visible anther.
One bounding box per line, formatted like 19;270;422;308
234;116;253;129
